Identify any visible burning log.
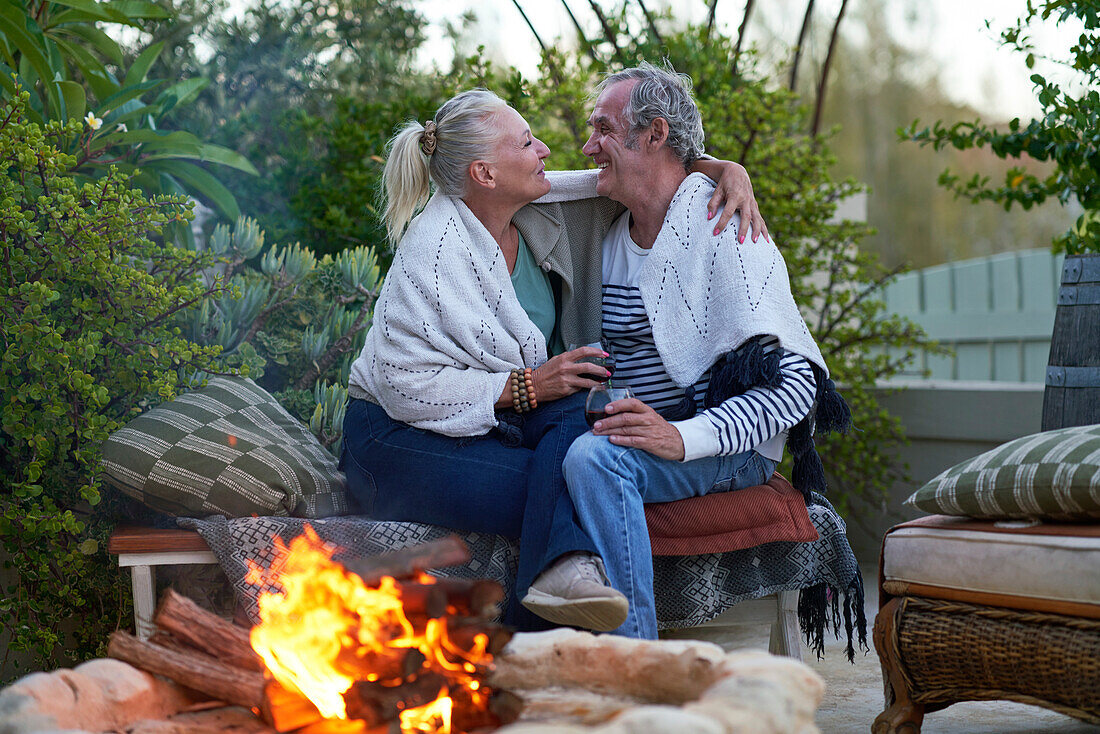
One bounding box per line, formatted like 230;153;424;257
445;619;514;658
334;646;427;682
261;679;326;733
449;687;524;732
343;672;450;727
339;536;472;586
106;631;264;709
393;580;448;619
154;588;262;671
430;577;506;618
106;533;519;734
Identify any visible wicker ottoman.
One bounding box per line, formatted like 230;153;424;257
872;515;1100;733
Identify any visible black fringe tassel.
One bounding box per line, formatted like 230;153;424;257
662;385;698;421
797;572;869;662
494;412;525;448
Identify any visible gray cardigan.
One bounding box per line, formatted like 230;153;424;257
514;194;624;351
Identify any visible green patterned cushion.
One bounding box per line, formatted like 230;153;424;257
101;376;348;518
905;424;1100;520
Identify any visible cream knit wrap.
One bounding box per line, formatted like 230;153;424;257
348;193;546;437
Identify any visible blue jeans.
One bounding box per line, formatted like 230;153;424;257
562;432;777;639
341;393;597;630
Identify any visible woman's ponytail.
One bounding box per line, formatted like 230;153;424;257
381;122;432;247
380;90;508;247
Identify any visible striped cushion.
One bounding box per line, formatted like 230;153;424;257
905;424;1100;520
101;377;348;518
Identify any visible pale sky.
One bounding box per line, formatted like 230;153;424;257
414;0;1085;121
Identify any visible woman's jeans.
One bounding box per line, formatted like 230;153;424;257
341;392;597;630
562;432;777;639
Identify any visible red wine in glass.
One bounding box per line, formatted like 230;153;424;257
569;342;616;383
585;408;607;427
585;385;633;427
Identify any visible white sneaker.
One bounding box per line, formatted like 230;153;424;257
521;553;628;632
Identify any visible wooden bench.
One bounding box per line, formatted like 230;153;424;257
107;526;219;640
107;525;802;659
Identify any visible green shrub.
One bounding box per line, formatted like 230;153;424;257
0;90;225;681
180;218;382;455
903;0;1099;254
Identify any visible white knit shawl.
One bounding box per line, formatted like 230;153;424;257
542;171;828;387
641;172;828;386
348;192;545;437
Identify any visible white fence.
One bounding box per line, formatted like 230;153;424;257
883;249;1064;382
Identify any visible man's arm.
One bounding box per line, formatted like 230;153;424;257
593;348;815;462
675;352;815;461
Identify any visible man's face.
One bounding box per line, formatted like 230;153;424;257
582;80;647;204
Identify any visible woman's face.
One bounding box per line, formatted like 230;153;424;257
487;106;551;205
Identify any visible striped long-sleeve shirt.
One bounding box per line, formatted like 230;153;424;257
602;213;816;462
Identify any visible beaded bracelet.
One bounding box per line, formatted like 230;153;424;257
510;368;538;413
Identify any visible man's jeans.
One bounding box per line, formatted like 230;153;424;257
563;432;777;639
341;392;597;630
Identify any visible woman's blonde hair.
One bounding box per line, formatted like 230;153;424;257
381;89;509;246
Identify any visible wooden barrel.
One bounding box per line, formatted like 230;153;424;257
1041;253;1100;430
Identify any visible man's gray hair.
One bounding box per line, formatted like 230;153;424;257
596;62;705;170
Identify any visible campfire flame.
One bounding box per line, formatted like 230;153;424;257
248;527;496;733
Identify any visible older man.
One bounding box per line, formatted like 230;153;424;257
520;63;843;639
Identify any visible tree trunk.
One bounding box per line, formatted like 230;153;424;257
811;0;850;138
789;0;816;91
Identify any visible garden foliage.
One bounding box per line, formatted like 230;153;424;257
0;91;225;677
903;0;1099;254
0;0;258;232
180;217;381;455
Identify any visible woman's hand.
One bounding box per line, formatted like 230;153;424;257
531;346;609;402
691;159;769;244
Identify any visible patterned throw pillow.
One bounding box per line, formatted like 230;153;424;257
101;377;348;518
905;424;1100;520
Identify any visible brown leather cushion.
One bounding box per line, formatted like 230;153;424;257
644;473;818;556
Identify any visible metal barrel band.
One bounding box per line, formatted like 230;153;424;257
1057;284;1100;306
1046;366;1100;388
1061;256;1100;285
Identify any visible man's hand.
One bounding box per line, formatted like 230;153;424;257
692;159;769;244
592;398;685;461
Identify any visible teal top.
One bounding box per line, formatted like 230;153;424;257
511;231;561;356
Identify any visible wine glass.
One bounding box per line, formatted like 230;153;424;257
585;384;634;427
568;341;616;383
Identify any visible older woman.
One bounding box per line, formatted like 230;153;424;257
342;89;762;632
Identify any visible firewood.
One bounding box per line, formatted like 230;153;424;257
488;688;524;724
343;672;449;727
261;679;326;733
393;580;448;618
429;578;505;618
448;686;524;731
339;536;471;587
153;588;262;671
107;631;264;709
445;619;514;657
334;646;427;683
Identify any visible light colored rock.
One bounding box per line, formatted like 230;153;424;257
492;629;729;704
494;629;825;734
0;659;192;734
603;704;727;734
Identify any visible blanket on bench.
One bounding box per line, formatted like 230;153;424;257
179;493;864;655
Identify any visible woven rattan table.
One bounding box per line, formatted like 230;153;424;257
872;518;1100;734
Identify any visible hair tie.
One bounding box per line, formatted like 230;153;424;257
420;121;437;156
